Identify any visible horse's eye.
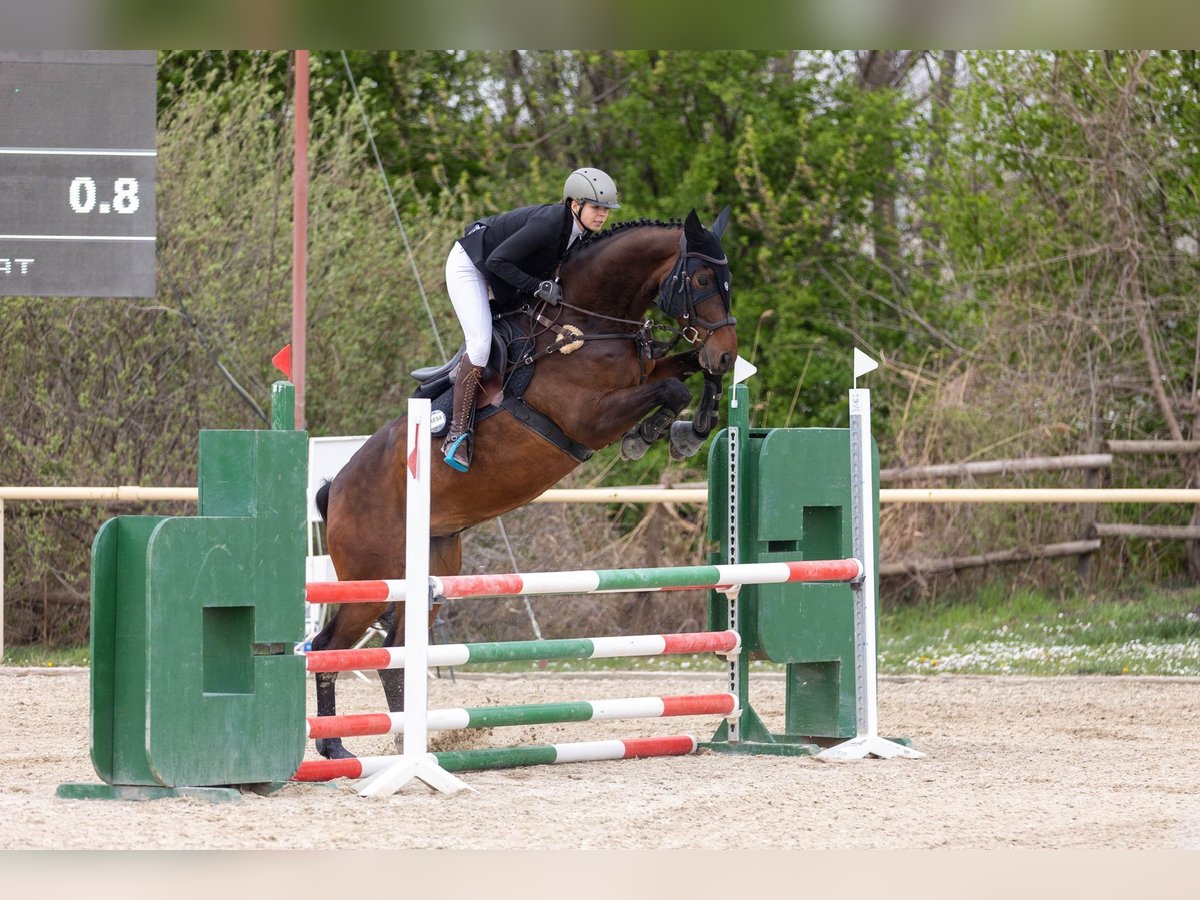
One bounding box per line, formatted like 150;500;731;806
695;273;711;287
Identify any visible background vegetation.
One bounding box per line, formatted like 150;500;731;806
3;50;1199;648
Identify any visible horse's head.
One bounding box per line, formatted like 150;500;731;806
657;207;738;375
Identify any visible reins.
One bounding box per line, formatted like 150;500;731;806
502;222;735;373
504;302;674;370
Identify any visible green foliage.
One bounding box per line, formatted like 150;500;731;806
6;50;1200;646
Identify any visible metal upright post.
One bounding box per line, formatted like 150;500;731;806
819;357;924;761
723;383;749;743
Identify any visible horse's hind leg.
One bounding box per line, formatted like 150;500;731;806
378;534;463;749
310;601;390;760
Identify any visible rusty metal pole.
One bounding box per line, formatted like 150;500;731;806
292;49;309;429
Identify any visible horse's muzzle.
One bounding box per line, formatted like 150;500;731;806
699;334;737;375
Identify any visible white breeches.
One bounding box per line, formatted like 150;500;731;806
445;241;492;367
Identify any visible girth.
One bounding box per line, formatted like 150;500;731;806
499;395;594;462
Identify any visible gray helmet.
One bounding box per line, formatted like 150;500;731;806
563;167;620;209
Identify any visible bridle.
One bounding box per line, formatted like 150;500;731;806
656;232;737;343
511;224;736;368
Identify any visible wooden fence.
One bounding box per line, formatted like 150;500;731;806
877;440;1200;579
3;438;1200;655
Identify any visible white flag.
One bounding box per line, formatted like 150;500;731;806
732;355;758;386
853;348;879;381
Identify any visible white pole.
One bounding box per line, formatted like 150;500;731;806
851;387;880;738
357;398;473;795
402;399;432;757
818;359;924;761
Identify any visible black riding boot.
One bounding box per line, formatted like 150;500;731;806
442;361;484;472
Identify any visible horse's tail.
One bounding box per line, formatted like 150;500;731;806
315;479;331;523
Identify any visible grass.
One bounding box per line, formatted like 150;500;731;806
3;644;90;668
878;583;1200;676
6;585;1199;677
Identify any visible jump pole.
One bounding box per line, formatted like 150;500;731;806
355;398;473;796
294;735;700;781
305;559;863;605
305;692;739;740
303;629;741;672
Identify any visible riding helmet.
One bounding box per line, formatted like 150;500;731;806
563;168;620;209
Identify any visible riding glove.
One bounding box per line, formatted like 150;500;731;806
534;280;562;305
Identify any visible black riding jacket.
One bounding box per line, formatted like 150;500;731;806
457;202;575;311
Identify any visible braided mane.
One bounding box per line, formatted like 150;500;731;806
563;217;682;264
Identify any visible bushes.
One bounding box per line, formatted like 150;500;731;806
6;51;1200;647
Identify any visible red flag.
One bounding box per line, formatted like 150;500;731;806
272;344;292;381
407;424;421;478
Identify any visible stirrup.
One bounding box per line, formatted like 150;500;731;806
443;432;472;472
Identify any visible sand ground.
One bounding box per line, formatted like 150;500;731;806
3;666;1199;850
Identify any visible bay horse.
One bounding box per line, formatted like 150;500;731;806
310;208;738;759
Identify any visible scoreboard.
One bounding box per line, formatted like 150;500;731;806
0;50;156;298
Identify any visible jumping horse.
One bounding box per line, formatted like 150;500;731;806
310;207;739;759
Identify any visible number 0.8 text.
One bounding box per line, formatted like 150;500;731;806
68;177;140;214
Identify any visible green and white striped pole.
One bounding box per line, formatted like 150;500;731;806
305;558;862;605
304;629;741;673
306;692;738;739
294;735;699;781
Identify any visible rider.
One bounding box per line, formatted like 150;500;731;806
440;166;620;471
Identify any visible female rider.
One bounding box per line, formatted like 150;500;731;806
441;167;620;471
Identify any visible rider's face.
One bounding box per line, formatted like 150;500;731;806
574;201;610;232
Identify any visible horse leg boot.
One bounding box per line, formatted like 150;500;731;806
379;667;407;753
442;360;484;472
314;671;355;759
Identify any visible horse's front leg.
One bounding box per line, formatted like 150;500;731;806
617;377;694;461
619;350;714;460
668;370;724;460
310;601;392;760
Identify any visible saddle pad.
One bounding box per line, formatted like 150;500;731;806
424;360;535;436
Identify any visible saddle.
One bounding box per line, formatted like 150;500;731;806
409;315;593;461
410;316;534;437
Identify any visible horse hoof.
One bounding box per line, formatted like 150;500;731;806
621;432;651;460
668;420;705;459
315;738;356;760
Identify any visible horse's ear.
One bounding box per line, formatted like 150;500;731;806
709;205;732;239
684;208;705;243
